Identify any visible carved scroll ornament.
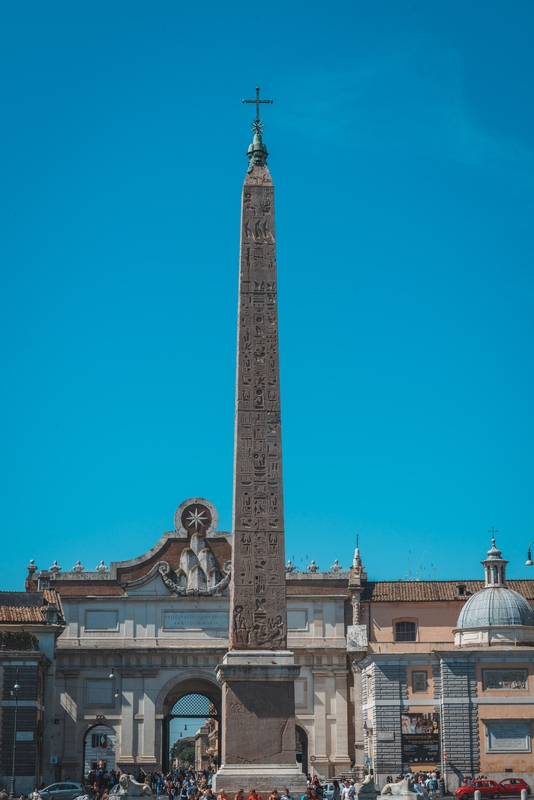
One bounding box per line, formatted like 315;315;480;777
159;560;231;597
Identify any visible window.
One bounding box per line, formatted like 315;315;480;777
395;621;417;642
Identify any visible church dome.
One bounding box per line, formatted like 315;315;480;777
454;535;534;648
457;586;534;629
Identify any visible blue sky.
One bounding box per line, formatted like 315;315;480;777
1;0;533;590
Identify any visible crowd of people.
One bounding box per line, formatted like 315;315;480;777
386;770;444;797
0;764;468;800
82;769;354;800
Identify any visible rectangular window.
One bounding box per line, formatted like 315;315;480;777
484;720;532;753
395;621;416;642
412;671;428;693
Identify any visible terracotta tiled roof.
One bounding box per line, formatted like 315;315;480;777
362;580;534;602
0;589;62;624
0;606;45;623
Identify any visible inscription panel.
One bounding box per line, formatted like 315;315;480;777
231;162;287;649
485;720;531;752
163;611;229;630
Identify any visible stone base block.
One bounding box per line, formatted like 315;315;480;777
212;763;307;796
215;650;306;796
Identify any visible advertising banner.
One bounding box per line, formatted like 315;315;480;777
401;712;440;765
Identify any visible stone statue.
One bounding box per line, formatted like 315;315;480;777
118;774;152;796
380;777;415;796
354;775;378;800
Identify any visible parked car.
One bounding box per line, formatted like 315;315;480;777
455;780;501;799
29;783;86;800
323;784;337;800
498;780;531;796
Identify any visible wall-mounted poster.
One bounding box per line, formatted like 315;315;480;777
401;712;440;765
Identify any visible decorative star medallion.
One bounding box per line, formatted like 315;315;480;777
185;506;209;531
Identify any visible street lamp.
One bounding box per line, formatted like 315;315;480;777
9;671;20;800
526;541;534;566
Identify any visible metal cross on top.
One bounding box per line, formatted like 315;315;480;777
488;526;499;536
242;86;273;132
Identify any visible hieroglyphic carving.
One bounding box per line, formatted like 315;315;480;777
231;161;287;649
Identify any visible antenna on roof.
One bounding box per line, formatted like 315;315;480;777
416;551;429;581
405;550;413;581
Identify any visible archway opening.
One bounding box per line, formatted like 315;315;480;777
83;724;116;781
163;683;221;774
296;726;308;776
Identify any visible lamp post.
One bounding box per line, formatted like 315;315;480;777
9;670;21;800
526;541;534;566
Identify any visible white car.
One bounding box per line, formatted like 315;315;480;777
322;784;337;800
29;783;86;800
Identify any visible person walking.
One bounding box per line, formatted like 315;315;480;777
341;782;354;800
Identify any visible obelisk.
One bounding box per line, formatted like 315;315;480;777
213;90;306;794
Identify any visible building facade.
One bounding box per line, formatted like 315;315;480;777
24;498;352;785
14;517;534;791
348;540;534;790
0;588;64;795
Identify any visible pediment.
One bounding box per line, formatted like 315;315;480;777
114;498;232;587
118;500;231;597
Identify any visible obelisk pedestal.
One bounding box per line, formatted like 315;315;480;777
212;92;306;795
214;652;305;792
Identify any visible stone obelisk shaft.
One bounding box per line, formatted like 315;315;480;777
213;123;306;794
230;158;287;650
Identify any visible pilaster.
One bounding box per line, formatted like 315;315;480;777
60;669;80;773
139;670;158;767
330;669;351;772
118;670;137;764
